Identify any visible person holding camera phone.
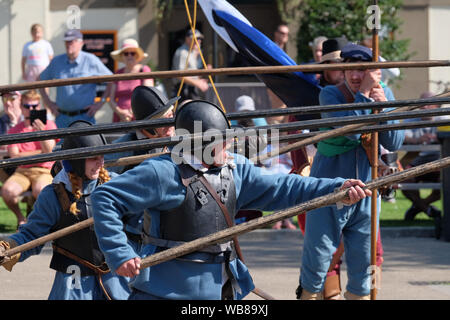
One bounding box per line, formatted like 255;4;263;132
2;90;58;230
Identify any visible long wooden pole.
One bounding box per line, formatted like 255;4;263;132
138;156;450;270
2;106;450;170
1;95;449;146
0;60;449;94
3;155;450;263
101;117;450;171
371;0;380;300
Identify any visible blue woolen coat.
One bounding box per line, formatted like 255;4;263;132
91;153;348;300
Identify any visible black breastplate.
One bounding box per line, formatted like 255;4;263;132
143;163;237;259
49;183;106;276
161;164;236;241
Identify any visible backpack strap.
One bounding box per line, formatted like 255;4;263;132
336;81;355;103
336;82;374;166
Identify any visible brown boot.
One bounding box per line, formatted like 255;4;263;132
344;291;370;300
300;289;323;300
323;273;342;300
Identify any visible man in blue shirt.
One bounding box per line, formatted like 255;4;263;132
39;29;112;128
298;44;404;300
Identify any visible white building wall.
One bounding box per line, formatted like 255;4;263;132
0;1;139;122
48;7;139;62
0;1;139;86
429;6;450;94
0;0;48;85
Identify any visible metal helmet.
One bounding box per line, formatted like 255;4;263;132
61;120;107;178
131;86;180;121
174;100;230;134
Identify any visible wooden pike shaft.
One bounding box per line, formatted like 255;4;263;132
0;60;449;94
139;155;450;270
104;151;168;168
102;118;449;169
371;3;380;300
3;155;449;261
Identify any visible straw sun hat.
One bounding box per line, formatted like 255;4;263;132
110;38;148;63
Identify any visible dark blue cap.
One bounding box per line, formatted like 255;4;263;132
340;43;373;62
63;29;83;41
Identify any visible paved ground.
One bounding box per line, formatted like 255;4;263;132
241;230;450;300
1;229;449;300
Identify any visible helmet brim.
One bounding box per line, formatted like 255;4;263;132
142;96;180;121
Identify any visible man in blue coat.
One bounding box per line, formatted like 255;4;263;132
90;100;371;300
299;44;405;300
38;29;112;128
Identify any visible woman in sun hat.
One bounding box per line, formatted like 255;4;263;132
107;39;154;122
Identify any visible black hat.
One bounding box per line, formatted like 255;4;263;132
61;120;107;178
175;100;230;134
131;86;180;121
175;100;230;153
320;37;348;63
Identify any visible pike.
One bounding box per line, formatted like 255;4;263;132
370;1;381;300
137;155;450;269
103;117;450;169
1;96;449;145
1;99;448;258
2;155;448;259
0;60;449;94
3;155;450;299
1;116;448;255
3;107;450;169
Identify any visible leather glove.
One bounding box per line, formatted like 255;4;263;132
0;240;21;272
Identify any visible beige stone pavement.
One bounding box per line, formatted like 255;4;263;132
0;230;449;300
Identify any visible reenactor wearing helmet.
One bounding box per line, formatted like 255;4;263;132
90;100;371;300
105;85;179;174
0;120;130;300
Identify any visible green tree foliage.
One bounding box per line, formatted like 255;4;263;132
296;0;412;64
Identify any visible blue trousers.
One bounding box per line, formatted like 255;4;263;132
300;197;379;296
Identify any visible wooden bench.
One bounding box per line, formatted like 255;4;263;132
396;144;441;190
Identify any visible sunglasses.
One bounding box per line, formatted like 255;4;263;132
23;103;39;109
122;51;136;57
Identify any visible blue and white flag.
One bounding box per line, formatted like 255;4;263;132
199;0;322;119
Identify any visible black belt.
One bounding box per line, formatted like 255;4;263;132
125;231;143;244
58;108;89;116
